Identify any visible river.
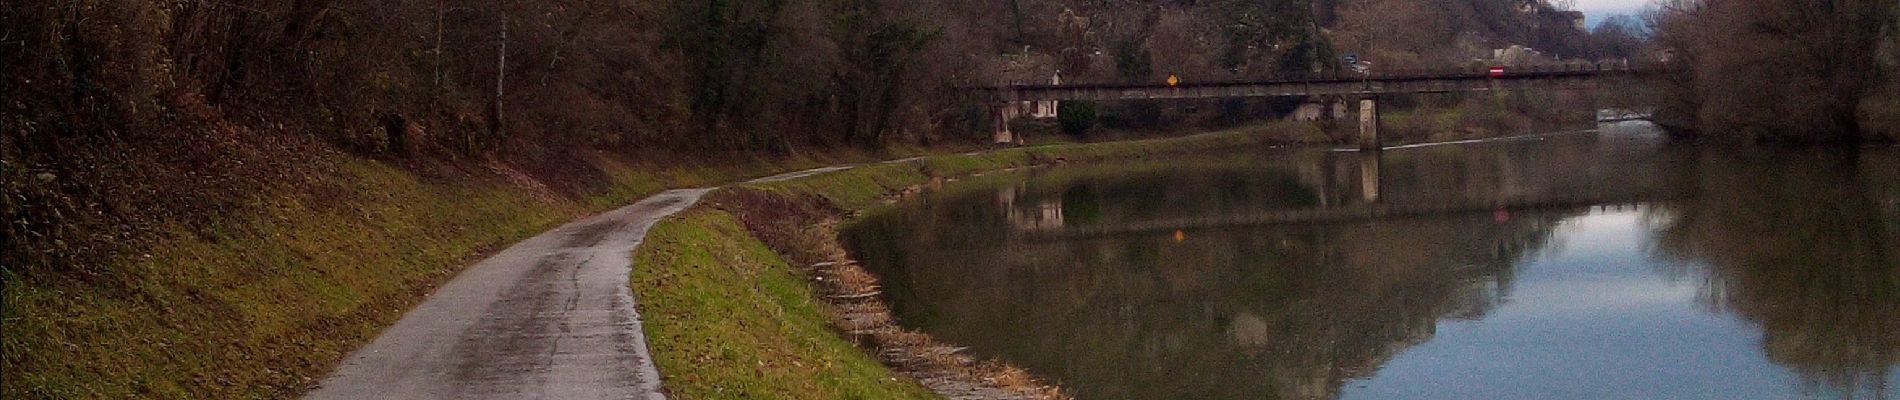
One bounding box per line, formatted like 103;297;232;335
843;123;1900;399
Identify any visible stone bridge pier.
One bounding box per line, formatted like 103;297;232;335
1359;151;1381;202
1358;97;1381;151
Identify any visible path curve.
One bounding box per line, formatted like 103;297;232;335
309;166;868;399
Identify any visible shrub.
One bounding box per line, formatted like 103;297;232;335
1058;101;1099;136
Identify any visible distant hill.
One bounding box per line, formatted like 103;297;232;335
1583;9;1646;30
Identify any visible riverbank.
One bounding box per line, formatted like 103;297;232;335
2;144;951;398
628;129;1304;398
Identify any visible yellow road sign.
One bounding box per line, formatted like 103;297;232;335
1167;74;1180;87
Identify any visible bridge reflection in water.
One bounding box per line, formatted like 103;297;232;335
844;129;1899;400
1014;134;1689;240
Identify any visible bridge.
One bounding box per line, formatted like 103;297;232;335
977;62;1668;148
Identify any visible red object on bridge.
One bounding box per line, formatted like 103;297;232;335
1488;66;1506;78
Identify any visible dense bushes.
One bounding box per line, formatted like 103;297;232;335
1058;101;1098;136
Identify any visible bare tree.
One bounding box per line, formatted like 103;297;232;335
1650;0;1894;142
492;11;507;140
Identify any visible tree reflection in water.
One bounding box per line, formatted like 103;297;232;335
1649;148;1900;398
845;136;1899;399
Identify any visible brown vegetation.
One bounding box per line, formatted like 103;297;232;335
1647;0;1899;143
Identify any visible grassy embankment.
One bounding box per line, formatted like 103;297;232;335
1;145;943;399
627;128;1302;398
4;124;1302;399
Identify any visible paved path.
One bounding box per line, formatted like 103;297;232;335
309;166;872;399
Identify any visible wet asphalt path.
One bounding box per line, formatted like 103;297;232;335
308;165;875;399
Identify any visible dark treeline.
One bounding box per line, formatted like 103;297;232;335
1;0;980;154
1647;0;1900;143
3;0;1627;156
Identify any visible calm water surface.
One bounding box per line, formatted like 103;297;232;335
844;124;1900;399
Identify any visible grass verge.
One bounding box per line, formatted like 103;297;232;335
630;208;939;399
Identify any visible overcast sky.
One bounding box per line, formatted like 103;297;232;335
1574;0;1650;28
1573;0;1650;12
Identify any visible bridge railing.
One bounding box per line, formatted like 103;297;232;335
981;60;1671;90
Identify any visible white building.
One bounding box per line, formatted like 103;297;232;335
1022;71;1062;119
